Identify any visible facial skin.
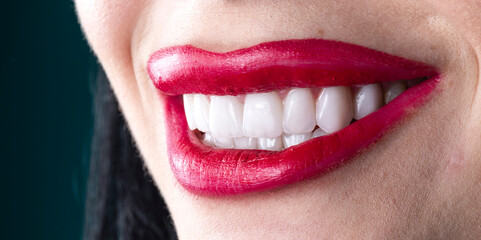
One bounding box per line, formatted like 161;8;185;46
75;1;481;239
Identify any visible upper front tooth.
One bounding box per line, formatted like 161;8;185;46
316;86;353;133
183;94;197;130
353;84;383;120
283;88;316;134
282;133;312;148
384;81;406;104
243;92;283;138
193;94;211;132
209;96;244;138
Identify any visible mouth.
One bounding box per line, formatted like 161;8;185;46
147;39;440;196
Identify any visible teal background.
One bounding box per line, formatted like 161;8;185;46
2;1;93;239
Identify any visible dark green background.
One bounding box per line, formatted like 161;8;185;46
2;1;93;239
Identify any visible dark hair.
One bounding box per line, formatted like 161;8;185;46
83;67;178;240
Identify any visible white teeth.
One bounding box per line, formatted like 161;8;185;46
282;133;312;148
283;88;316;134
312;128;328;139
214;137;235;148
185;78;414;150
316;86;354;133
234;137;258;149
243;92;283;138
193;94;211;132
384;81;407;104
203;132;215;146
353;84;383;120
209;96;244;138
258;137;283;151
183;94;197;130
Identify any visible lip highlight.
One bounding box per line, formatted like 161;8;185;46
148;39;440;195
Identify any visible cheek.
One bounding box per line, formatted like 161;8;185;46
425;0;481;52
75;0;150;129
75;0;146;68
75;0;170;177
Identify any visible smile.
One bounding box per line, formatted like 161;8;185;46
147;39;440;195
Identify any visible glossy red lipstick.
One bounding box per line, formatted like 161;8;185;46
147;39;439;195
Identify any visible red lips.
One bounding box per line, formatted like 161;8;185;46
147;39;440;195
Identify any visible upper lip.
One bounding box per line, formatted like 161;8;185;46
147;39;440;196
148;39;437;96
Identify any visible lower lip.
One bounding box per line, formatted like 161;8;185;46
163;76;440;196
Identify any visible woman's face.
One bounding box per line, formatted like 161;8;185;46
76;1;481;239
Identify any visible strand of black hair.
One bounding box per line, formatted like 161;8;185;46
83;66;178;240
